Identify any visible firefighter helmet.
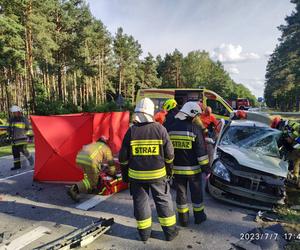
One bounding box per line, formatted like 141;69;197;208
162;99;177;111
175;102;202;120
134;98;155;116
10;105;22;113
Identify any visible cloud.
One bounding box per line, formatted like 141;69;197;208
238;78;265;97
212;43;260;63
226;65;239;74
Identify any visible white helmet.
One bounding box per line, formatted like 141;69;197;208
10;105;22;113
175;102;201;120
134;98;155;116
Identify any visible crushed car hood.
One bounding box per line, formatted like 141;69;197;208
218;145;288;178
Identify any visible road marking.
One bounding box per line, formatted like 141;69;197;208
0;226;50;250
76;195;112;211
0;170;33;182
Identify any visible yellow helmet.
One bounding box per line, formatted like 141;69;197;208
162;99;177;111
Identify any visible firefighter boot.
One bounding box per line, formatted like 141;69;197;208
139;229;151;242
67;185;80;202
165;227;179;241
178;212;189;227
194;211;207;224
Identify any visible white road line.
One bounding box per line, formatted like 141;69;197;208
76;194;112;211
0;226;51;250
0;170;33;182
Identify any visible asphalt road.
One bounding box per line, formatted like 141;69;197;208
0;155;258;250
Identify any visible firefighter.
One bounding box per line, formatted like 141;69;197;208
68;136;116;202
200;106;218;132
119;97;178;242
200;106;219;166
166;102;209;227
271;117;300;184
162;98;179;128
8;105;34;170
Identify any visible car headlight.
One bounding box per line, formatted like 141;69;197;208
212;160;231;182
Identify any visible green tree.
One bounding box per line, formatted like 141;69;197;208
138;53;161;88
113;27;142;101
265;0;300;111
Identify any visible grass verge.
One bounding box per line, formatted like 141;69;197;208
0;144;35;157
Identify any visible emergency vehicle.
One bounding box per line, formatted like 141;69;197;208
136;88;233;120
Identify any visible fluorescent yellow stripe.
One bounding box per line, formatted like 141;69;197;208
199;159;209;166
169;135;195;141
128;167;166;180
90;144;103;159
173;168;202;175
176;207;189;213
165;158;174;164
158;215;176;227
137;217;152;229
130;140;163;145
193;205;204;212
99;187;107;194
76;155;97;168
82;179;91;190
13;123;26;129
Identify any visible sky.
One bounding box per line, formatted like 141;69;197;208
86;0;295;98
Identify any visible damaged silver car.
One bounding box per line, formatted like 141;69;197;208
208;120;288;210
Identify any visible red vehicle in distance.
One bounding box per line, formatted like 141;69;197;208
228;98;251;110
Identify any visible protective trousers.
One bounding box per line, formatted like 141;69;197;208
12;144;32;169
175;174;204;225
130;180;177;241
77;164;100;193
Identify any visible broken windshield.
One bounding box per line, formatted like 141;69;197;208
220;125;281;158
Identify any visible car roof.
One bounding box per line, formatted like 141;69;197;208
230;119;270;128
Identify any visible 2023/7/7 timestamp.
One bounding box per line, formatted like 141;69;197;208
240;233;300;241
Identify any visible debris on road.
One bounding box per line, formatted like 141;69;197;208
34;218;114;250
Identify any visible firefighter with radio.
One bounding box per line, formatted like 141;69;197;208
68;136;116;202
166;102;209;227
119;97;178;242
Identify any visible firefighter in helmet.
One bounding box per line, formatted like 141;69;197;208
271;116;300;184
119;97;178;242
162;98;179;128
8;105;34;170
68;136;116;202
166;102;209;227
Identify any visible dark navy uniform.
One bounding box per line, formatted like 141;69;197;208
166;118;209;226
8;116;33;169
163;107;179;129
119;122;177;241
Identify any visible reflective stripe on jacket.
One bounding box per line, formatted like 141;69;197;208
165;118;208;176
119;122;174;182
76;142;113;169
8;116;30;145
